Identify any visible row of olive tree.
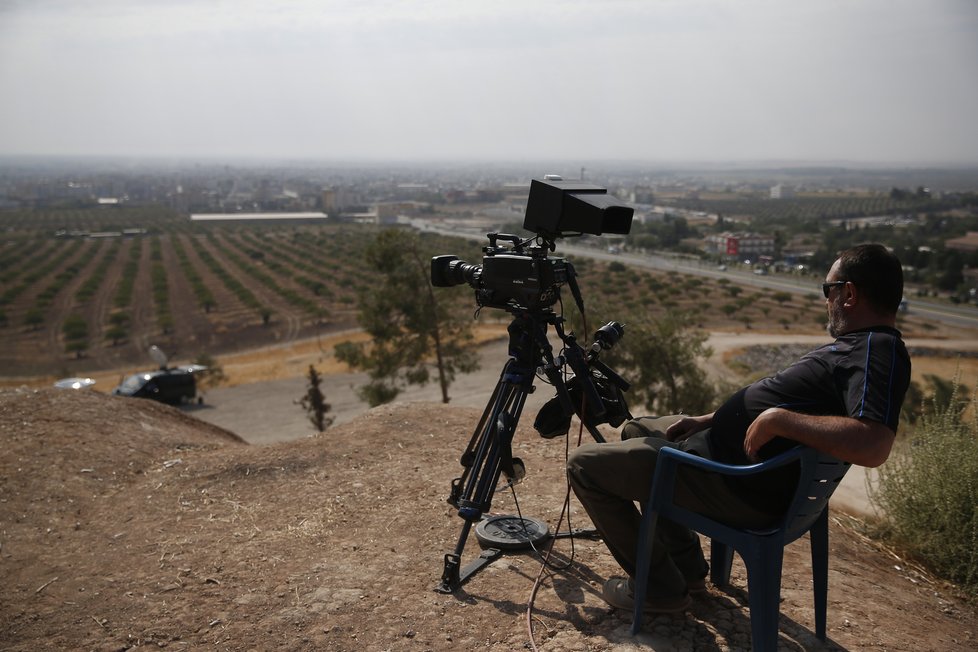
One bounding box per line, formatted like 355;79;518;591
189;235;271;324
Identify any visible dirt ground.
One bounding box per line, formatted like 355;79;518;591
1;388;975;651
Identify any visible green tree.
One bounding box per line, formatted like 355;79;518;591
24;308;43;330
62;314;89;358
299;365;333;432
105;324;127;346
334;229;479;407
603;309;717;415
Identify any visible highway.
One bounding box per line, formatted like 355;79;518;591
413;220;978;331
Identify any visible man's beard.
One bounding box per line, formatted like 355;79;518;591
826;296;845;337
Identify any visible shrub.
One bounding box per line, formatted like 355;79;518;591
870;380;978;595
193;353;228;390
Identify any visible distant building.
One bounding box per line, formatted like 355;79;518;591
189;212;328;223
375;201;430;224
322;189;336;214
946;231;978;253
770;184;795;199
706;232;775;260
321;187;359;214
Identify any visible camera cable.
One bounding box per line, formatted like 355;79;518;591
525;308;593;651
522;418;590;652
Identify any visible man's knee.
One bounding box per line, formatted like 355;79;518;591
568;438;665;503
622;415;683;440
566;442;601;484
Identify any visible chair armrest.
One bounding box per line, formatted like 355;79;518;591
657;444;806;477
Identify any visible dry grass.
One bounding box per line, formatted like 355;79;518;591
0;324;513;392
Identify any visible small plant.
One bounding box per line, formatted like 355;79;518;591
299;365;334;432
870;378;978;596
193;353;228;391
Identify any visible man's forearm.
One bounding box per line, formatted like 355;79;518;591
745;408;895;467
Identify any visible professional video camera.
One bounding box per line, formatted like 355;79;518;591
432;177;635;593
431;177;633;312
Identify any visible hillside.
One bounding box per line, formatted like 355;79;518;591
1;388;975;651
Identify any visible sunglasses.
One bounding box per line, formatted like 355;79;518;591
821;281;847;298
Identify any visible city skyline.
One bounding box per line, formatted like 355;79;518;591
1;1;976;165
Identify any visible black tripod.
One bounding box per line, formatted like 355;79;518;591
435;303;628;594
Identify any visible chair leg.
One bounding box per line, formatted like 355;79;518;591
630;510;660;635
743;544;785;652
809;508;830;640
710;539;734;588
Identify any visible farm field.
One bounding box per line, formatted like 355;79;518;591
1;205;973;384
0;208;457;379
666;193;938;224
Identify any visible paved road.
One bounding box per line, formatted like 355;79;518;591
190;337;553;445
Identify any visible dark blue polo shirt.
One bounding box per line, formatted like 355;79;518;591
708;326;911;513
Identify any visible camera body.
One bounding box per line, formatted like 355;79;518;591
431;178;633;312
432;243;568;311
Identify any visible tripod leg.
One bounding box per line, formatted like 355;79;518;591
456;376;527;519
437;361;532;592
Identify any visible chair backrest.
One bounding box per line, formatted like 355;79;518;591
780;447;851;543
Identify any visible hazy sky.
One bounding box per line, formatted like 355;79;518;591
1;0;976;164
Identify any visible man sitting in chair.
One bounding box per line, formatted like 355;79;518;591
567;243;911;613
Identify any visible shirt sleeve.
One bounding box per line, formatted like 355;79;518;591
842;331;909;431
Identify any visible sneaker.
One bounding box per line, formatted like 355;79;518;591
601;578;692;614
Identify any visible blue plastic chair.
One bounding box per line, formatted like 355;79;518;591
631;445;851;651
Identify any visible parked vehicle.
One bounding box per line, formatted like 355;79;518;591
53;377;96;390
112;346;205;405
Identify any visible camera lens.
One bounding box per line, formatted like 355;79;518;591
431;255;482;288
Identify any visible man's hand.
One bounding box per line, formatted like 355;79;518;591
744;408;896;467
744;407;784;461
665;413;714;442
